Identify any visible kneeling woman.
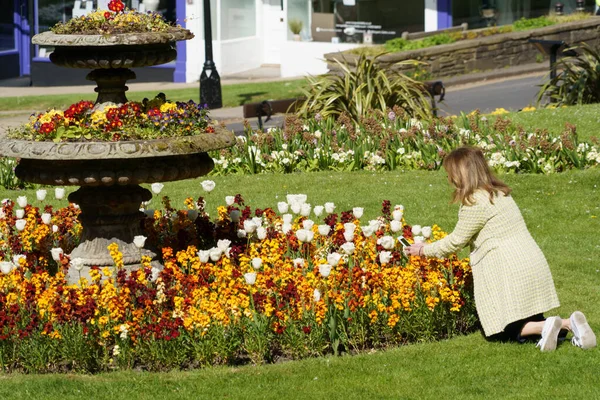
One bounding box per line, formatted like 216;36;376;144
405;146;596;351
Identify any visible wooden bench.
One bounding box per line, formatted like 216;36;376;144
242;98;304;130
242;80;445;128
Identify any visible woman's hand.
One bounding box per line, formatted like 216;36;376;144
404;243;425;257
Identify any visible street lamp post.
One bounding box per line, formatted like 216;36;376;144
200;0;222;109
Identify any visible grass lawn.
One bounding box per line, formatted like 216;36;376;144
0;167;599;399
0;79;308;113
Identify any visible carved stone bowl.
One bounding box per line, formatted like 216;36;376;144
0;128;235;186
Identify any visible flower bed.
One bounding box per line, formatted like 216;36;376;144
8;96;214;142
51;1;178;35
0;189;476;372
210;111;600;175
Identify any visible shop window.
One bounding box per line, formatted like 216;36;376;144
220;0;256;40
35;0;177;58
0;3;16;52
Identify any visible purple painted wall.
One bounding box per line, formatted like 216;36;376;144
437;0;453;29
174;0;186;82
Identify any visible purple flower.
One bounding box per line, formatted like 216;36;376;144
388;111;396;121
315;113;322;122
509;139;516;147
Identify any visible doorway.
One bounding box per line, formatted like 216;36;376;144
0;0;30;83
262;0;286;65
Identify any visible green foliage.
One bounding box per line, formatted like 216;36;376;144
0;157;29;190
513;15;554;31
537;43;600;106
384;34;456;53
288;18;303;35
297;53;432;122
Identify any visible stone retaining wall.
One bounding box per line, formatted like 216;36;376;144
325;18;600;78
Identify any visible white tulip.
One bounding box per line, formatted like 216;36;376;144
243;219;257;234
209;248;222;262
290;203;301;214
15;219;26;231
133;235;147;249
394;204;405;211
200;180;216;192
412;225;422;236
282;223;292;234
413;235;426;244
282;214;293;224
300;203;312;217
344;222;356;233
293;258;305;268
286;194;307;206
15;209;25;219
230;209;241;223
390;220;402;233
217;239;231;252
377;235;396;250
197;250;210;263
318;224;331;236
1;198;10;205
327;252;342;266
340;242;355;255
251;257;262;270
225;196;235;206
244;272;257;285
277;201;289;213
296;229;314;243
313;205;324;217
17;196;27;208
52;224;59;233
379;251;392;265
392;210;404;222
251;217;263;228
151;183;164;194
302;219;314;230
343;230;354;242
36;189;47;201
70;257;85;271
369;219;383;230
41;213;52;225
12;254;25;266
352;207;364;219
324;202;336;214
237;229;247;238
51;247;63;262
422;226;432;239
54;188;65;200
0;261;14;274
362;225;375;237
318;263;332;277
256;227;267;240
313;288;321;302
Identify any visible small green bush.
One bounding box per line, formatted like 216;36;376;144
513;16;555;31
384;33;456;53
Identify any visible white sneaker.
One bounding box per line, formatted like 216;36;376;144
536;316;562;352
570;311;597;349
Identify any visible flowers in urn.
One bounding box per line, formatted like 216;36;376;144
9;94;216;142
50;0;180;35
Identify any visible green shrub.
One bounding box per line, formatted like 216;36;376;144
537;43;600;106
0;158;29;190
513;16;555;31
297;53;432;122
384;33;456;53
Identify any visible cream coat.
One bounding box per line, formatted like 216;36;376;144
423;189;560;336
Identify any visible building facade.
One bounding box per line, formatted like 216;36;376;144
0;0;594;85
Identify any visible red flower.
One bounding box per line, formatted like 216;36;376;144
104;11;112;19
108;0;124;12
205;126;215;134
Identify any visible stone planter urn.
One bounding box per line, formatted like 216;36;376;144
0;27;235;283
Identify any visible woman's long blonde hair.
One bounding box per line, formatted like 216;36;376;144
443;146;512;205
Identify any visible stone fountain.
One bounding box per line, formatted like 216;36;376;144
0;27;235;283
